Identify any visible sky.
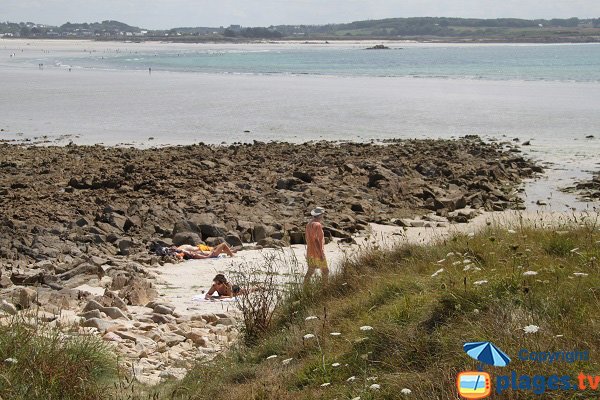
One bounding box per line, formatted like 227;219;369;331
1;0;599;29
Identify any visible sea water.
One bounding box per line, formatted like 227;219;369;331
0;39;598;210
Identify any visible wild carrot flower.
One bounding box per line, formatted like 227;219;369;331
305;316;318;321
401;388;412;395
360;326;373;331
332;363;341;367
303;334;315;339
523;271;538;276
523;325;540;334
431;268;444;277
473;280;488;285
370;384;381;390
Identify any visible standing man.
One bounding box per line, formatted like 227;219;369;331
304;207;328;285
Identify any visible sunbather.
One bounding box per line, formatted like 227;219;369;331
173;242;235;260
205;274;241;299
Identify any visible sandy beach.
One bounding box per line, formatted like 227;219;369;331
151;208;598;317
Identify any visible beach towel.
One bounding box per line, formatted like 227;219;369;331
192;294;237;303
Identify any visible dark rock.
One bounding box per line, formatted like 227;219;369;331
172;232;202;246
224;233;243;247
205;236;225;247
289;231;305;245
292;171;313;183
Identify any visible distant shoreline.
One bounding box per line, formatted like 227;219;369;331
3;36;600;44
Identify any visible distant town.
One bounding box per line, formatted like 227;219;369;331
1;17;600;42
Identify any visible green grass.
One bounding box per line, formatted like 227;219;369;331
0;314;119;400
157;218;599;399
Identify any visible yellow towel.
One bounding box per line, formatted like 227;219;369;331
197;244;213;252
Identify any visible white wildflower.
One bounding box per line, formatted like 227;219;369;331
437;259;446;264
473;280;488;286
401;388;412;395
346;376;356;382
320;382;330;387
266;355;277;360
463;259;472;264
452;261;462;266
282;358;293;365
523;271;538;276
360;326;374;331
330;332;342;336
507;229;516;234
473;309;480;314
472;266;481;271
573;272;589;277
463;265;471;271
303;334;315;340
305;316;318;321
366;376;378;381
523;324;540;334
331;363;341;367
446;252;455;257
431;268;444;277
570;248;580;253
370;384;381;390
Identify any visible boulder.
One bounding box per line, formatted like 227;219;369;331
81;318;120;333
13;287;37;309
288;231;305;245
292;171;313;183
0;300;17;315
78;309;103;320
153;304;174;315
119;277;157;306
172;232;202;246
224;233;243;247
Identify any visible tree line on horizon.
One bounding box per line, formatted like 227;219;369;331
1;16;599;38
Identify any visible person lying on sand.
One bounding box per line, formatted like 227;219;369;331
173;243;235;260
205;274;242;299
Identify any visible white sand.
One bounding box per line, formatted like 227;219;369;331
150;209;597;316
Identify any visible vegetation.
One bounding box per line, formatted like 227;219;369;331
0;314;119;400
1;214;598;399
2;17;600;41
158;213;600;399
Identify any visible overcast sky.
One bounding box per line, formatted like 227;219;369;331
2;0;599;29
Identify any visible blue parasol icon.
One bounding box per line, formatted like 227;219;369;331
463;341;511;367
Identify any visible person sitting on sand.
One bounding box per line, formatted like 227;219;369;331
173;242;235;260
204;274;241;299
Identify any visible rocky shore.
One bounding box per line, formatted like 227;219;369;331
562;171;600;202
0;136;541;383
